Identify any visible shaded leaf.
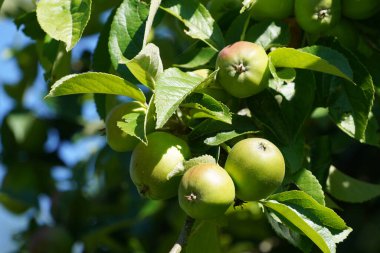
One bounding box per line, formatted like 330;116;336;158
160;0;225;51
108;0;149;69
327;43;375;145
292;169;325;205
246;20;290;50
225;10;252;44
181;92;232;124
174;47;216;69
185;220;222;253
326;166;380;203
188;115;257;142
248;70;316;146
15;11;45;40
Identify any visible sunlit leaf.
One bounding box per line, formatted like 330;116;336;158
143;0;161;47
46;72;146;102
264;191;352;253
124;43;163;89
36;0;92;51
154;68;203;128
269;46;353;81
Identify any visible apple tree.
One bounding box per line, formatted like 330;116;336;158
1;0;380;252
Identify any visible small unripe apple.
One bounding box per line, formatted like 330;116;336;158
225;138;285;201
178;163;235;220
129;131;191;200
295;0;341;34
216;41;269;98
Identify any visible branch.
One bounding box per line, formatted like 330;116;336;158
169;216;195;253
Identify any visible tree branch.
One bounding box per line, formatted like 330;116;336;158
169;216;195;253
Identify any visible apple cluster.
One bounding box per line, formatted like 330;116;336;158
106;113;285;220
210;0;379;53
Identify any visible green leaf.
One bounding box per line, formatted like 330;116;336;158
93;8;116;72
174;47;216;69
154;68;204;128
143;0;161;47
280;135;305;174
117;107;147;144
326;166;380;203
35;37;71;83
167;151;216;179
181;92;232;124
225;10;252;44
92;9;117;121
36;0;92;51
168;155;217;179
240;0;254;13
204;130;257;146
122;43;163;90
309;136;332;188
245;20;290;50
264;201;334;253
264;190;352;253
15;12;45;40
266;211;313;253
247;70;315;145
193;70;218;91
185;221;222;253
327;43;375;145
247;89;290;144
267;191;349;231
108;0;149;69
272;70;316;138
269;46;353;81
160;0;225;51
364;112;380;147
144;95;157;138
46;72;146;102
292;169;325;205
189;115;257;142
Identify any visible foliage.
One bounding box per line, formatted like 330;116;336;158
1;0;380;252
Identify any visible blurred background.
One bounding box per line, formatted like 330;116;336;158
1;0;380;253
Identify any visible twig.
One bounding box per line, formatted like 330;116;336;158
169;216;195;253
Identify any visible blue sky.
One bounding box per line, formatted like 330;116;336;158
0;17;104;252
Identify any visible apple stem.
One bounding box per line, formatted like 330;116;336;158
169;216;195;253
221;143;232;154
